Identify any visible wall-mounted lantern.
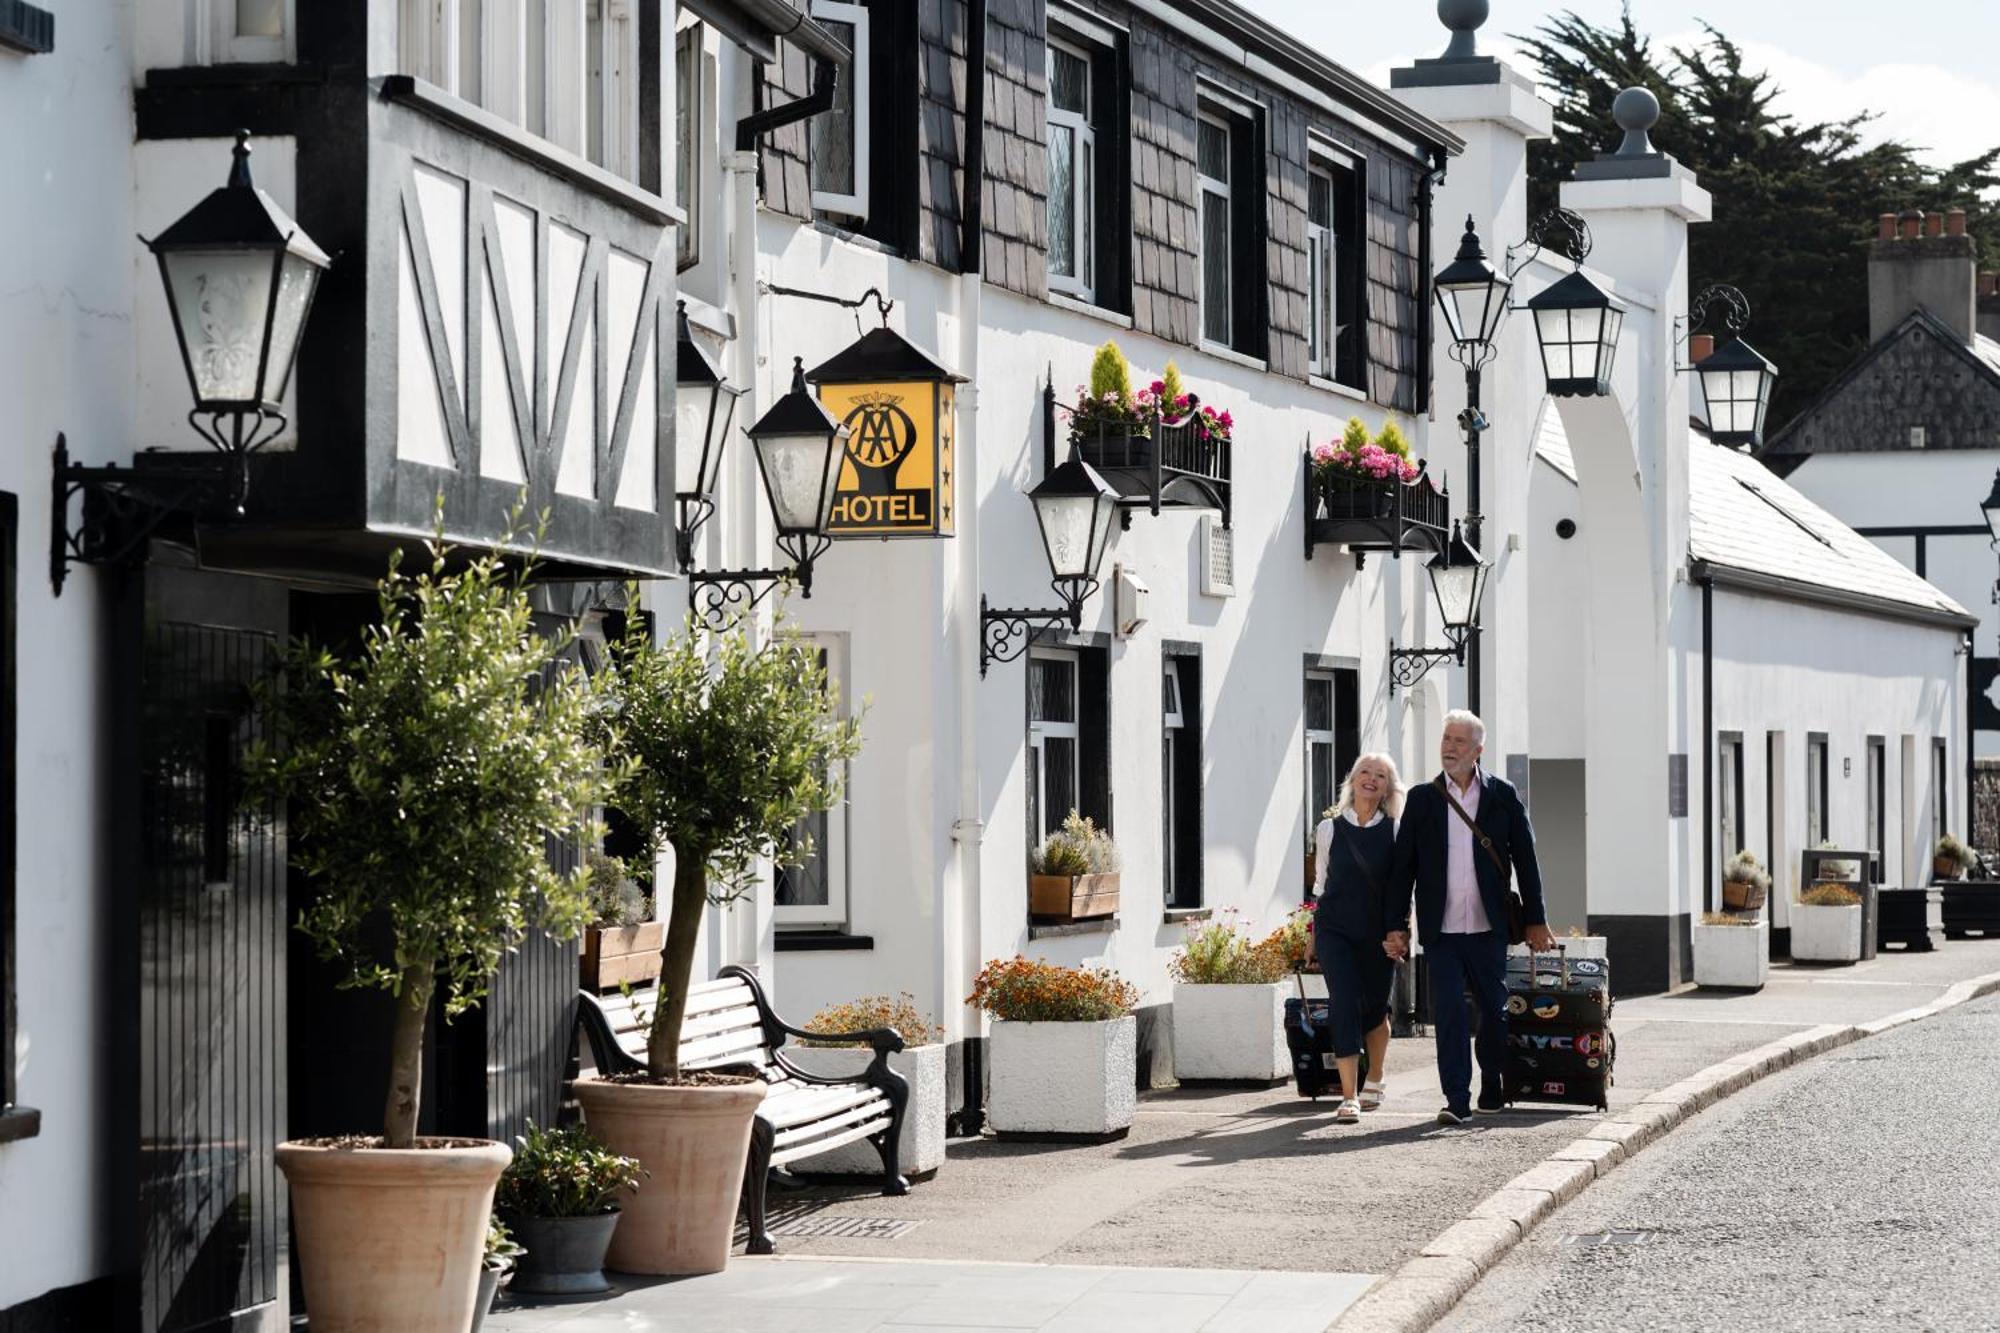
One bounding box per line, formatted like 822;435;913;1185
806;325;964;539
673;301;744;568
52;130;331;595
980;457;1121;677
1528;269;1625;399
1680;285;1779;451
1388;522;1491;693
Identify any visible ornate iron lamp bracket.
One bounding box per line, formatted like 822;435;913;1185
1387;638;1468;695
687;568;795;632
50;432;256;596
980;595;1081;677
1505;208;1593;280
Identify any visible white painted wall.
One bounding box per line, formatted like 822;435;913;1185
0;2;138;1305
1526;455;1586;761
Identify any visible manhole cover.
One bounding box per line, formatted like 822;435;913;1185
769;1215;924;1241
1566;1229;1653;1247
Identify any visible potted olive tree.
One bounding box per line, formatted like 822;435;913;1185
789;994;948;1178
495;1121;644;1296
574;603;862;1275
1169;915;1290;1084
244;527;613;1333
970;957;1140;1140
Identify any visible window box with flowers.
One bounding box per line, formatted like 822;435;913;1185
1060;345;1231;522
1303;418;1449;563
1169;913;1301;1085
970;957;1141;1140
788;994;948;1178
1029;811;1120;922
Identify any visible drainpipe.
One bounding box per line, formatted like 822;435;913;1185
1701;570;1714;914
1416;149;1446;417
735;56;838;152
1967;627;1977;847
949;0;989;1139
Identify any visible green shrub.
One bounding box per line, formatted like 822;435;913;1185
1374;418;1413;459
584;851;651;927
1340;417;1371;455
496;1121;645;1219
1031;810;1118;877
1170;916;1289;985
1935;834;1972;872
804;992;944;1047
1723;849;1771;893
1087;340;1134;407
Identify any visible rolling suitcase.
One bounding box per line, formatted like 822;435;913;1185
1502;947;1614;1111
1284;970;1365;1100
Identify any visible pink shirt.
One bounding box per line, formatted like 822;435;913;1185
1442;769;1493;935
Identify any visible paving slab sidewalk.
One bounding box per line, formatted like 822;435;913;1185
485;939;2000;1333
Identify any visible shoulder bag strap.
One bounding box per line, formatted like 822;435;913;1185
1435;776;1508;877
1331;815;1389;897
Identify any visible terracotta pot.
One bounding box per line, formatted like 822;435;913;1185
277;1138;510;1333
573;1077;767;1275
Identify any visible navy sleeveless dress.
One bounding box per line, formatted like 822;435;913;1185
1313;815;1396;1060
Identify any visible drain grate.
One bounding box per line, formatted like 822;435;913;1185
769;1214;924;1241
1566;1229;1653;1247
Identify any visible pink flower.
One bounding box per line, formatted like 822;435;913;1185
1311;442;1336;462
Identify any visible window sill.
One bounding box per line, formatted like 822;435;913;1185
1309;374;1370;404
1048;291;1134;330
774;931;875;952
1028;916;1119;940
0;1105;42;1145
1199;341;1269;374
1163;907;1212;923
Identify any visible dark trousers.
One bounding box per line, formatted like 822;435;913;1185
1427;929;1508;1113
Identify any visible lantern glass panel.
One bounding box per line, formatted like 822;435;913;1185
756;428;843;533
262;250;322;401
1430;560;1479;629
1985;489;2000;545
1036;491;1111;582
1440;277;1509;349
164;248;280;404
675;382;739;499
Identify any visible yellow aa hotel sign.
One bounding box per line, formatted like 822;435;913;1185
806;326;965;539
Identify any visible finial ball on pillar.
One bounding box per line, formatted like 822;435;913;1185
1439;0;1488;30
1612;86;1661;157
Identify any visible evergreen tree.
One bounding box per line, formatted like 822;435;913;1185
1515;9;2000;431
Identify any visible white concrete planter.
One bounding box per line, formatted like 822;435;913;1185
1791;902;1862;963
987;1016;1137;1139
784;1043;947;1178
1692;917;1768;988
1171;982;1288;1083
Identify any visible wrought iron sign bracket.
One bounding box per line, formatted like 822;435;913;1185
50;434;247;596
1672;283;1751;367
1387;638;1467;695
980;596;1080;678
687;567;796;632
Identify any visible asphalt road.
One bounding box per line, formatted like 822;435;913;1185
1439;990;2000;1332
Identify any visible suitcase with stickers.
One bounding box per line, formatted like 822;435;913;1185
1501;947;1614;1111
1283;971;1367;1101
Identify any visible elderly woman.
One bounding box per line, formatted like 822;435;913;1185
1311;752;1403;1124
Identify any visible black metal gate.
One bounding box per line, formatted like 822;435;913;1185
137;618;286;1333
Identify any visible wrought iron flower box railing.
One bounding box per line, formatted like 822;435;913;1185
1303;458;1449;564
1046;385;1231;528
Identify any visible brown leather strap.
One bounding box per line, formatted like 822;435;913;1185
1435;776;1507;875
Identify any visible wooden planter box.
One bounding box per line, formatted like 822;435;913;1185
1030;872;1120;921
580;922;665;992
1942;881;2000;939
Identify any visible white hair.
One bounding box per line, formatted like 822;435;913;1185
1333;751;1405;821
1441;709;1487;745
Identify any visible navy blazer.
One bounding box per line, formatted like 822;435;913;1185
1388;770;1547;944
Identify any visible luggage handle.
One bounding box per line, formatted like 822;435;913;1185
1293;963;1314;1035
1524;940;1571;989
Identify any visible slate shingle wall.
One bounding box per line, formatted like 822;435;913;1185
919;0;968;270
759;39;814;222
1771;322;2000;456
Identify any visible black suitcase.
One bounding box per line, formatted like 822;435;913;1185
1284;974;1367;1101
1502;950;1614;1110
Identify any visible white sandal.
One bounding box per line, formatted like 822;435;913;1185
1359;1081;1385;1112
1335;1098;1361;1124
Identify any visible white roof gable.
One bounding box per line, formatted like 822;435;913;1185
1531;403;1969;619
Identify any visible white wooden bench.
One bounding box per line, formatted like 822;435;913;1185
573;964;909;1254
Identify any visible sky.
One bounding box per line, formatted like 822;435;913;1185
1235;1;2000;168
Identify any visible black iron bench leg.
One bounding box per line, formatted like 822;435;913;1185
742;1118;777;1256
872;1070;911;1197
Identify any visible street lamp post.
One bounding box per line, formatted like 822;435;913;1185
1432;216;1512;713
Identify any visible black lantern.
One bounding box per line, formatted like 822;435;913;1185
1695;336;1778;450
1029;456;1121;609
1434;216;1512;361
674;301;743;564
745;357;849;595
1982;468;2000;546
981;455;1120;676
1426;521;1490;646
148;130;331;454
1528;269;1624;397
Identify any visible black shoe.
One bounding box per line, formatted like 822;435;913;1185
1476;1089;1507;1115
1436;1106;1472;1125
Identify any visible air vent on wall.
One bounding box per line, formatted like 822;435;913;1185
1201;515;1235;597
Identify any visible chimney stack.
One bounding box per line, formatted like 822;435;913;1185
1689;332;1716;363
1980;271;2000;343
1870;204;1978;345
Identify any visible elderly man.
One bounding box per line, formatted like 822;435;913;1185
1385;709;1553;1124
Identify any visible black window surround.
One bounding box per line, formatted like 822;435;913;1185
1025;632;1112;875
1306;136;1366;391
1046;3;1132;317
1717;730;1745;864
1194;83;1268;361
1933;736;1950;845
1302;654;1359;901
1806;732;1830;846
0;493;30;1144
806;0;920;255
1162;644;1203;911
1866;735;1887;884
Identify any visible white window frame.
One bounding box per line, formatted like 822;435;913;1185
1306;163;1336;380
1304;670;1337;832
774;634;851;929
1934;737;1950;848
1046;35;1097;303
1028;648;1081;845
1866;736;1886;883
195;0;296;64
809;0;871;221
1196;107;1233;349
1718;734;1742;865
675;18;704;271
1807;735;1829;845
